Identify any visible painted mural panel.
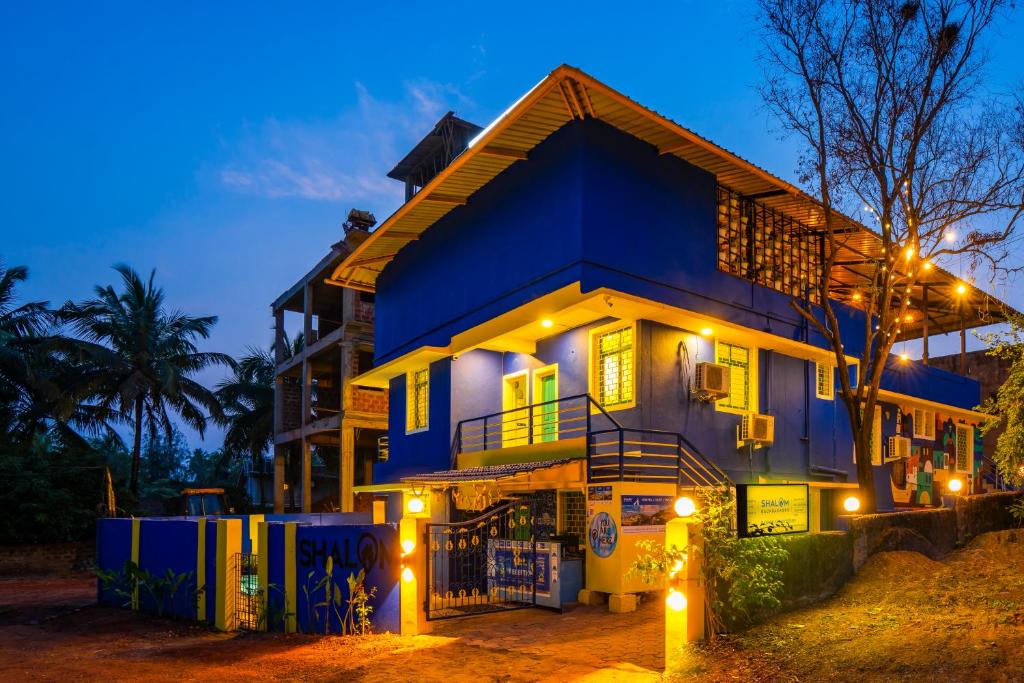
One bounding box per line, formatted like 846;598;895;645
888;405;981;506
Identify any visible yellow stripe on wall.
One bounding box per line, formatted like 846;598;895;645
196;517;206;621
257;521;269;632
249;514;264;554
284;523;297;633
130;518;141;610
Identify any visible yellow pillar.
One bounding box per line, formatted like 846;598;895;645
196;517;207;620
284;522;298;633
257;521;269;632
130;518;141;610
664;518;704;669
213;518;242;631
400;491;431;635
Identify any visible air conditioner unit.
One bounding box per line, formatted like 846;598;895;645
739;413;775;447
694;362;731;400
377;435;389;463
887;435;911;461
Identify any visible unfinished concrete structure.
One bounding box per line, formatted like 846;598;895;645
271;210;388;513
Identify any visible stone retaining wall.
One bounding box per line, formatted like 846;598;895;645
0;542;94;576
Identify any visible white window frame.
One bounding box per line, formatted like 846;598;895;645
815;362;834;400
955;424;974;473
912;408;936;440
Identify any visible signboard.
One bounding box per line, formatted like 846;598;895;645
737;484;809;537
488;539;552;597
588;486;612;501
620;495;674;534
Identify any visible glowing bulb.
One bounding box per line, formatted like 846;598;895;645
904;314;913;322
843;496;861;513
666;590;688;612
956;283;967;295
699;327;713;337
904;246;914;260
899;352;910;362
948;478;963;493
401;538;416;554
923;260;933;271
401;567;414;582
852;292;863;302
540;319;554;329
407;496;425;514
674;496;697;517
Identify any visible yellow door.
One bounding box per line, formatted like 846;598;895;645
502;373;529;447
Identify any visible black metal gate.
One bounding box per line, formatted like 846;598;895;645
234;552;260;631
425;499;537;620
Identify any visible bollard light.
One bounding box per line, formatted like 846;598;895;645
666;589;688;612
948;478;963;493
843;495;861;513
407;495;425;514
401;567;414;582
674;496;697;517
401;538;416;554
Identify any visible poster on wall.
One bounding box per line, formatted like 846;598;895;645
736;484;809;537
588;485;613;517
588;511;618;557
620;495;674;534
488;539;552;597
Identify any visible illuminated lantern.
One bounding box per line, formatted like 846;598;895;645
407;495;425;514
666;589;687;612
948;478;963;493
843;496;860;513
674;496;697;517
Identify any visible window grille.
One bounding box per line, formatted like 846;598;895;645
955;425;972;472
407;368;429;431
717;185;824;304
717;342;751;411
815;363;834;400
595;326;634;408
912;408;936;440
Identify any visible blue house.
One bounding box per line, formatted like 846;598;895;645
332;67;1005;609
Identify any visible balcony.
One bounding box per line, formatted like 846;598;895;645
451;393;730;487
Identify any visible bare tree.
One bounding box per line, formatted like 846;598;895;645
758;0;1024;511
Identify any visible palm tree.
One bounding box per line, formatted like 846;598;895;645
216;333;301;464
62;265;234;494
0;261;120;446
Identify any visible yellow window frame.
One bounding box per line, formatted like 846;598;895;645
588;320;637;413
405;367;429;434
715;339;757;414
815;362;834;400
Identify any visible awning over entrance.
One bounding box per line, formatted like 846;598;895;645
401;458;573;485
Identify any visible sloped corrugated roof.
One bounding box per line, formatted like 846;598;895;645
401;458;573;483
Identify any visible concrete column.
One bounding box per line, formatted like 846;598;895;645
301;438;312;513
340;426;355;512
303;283;313;345
273;446;286;513
274;308;285;364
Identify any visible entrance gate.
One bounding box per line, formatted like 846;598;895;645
425;499;537;620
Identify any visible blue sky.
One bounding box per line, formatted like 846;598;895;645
3;2;1022;446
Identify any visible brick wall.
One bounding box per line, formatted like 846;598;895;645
350;386;388;415
281;381;302;431
0;542;95;576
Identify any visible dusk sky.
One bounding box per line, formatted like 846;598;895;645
4;2;1023;446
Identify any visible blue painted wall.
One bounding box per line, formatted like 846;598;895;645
372;116;982;498
375;358;452;482
293;524;400;634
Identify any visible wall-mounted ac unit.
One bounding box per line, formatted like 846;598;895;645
694;362;731;401
887;435;911;461
739;413;775;447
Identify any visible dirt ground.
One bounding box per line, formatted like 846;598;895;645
1;529;1022;682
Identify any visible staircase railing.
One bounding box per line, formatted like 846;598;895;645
587;427;731;488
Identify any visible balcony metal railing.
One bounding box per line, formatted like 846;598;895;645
450;393;731;488
451;394;619;466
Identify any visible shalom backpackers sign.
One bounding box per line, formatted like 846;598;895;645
736;484;809;537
